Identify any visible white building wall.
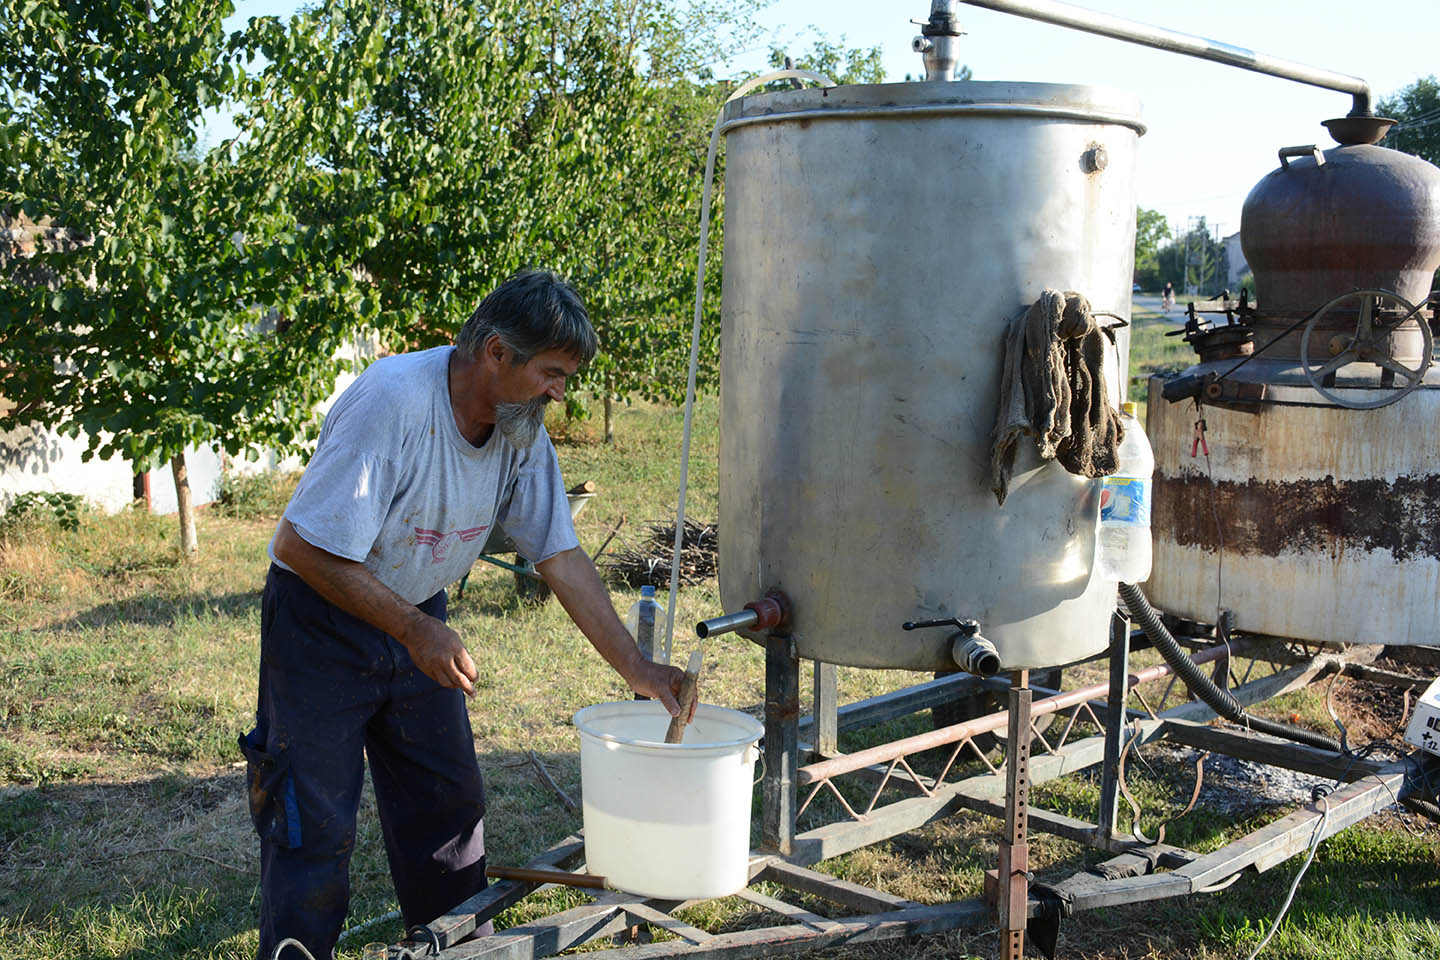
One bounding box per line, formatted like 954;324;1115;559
0;421;226;516
0;422;137;513
1;330;380;515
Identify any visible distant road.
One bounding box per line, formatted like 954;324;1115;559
1132;292;1184;324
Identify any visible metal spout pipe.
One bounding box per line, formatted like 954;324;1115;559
696;591;792;639
696;609;759;639
913;0;966;82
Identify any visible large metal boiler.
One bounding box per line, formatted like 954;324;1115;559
718;81;1143;671
1147;117;1440;645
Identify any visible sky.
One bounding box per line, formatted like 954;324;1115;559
215;0;1440;242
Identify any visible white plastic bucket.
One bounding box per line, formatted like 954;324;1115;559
573;700;763;899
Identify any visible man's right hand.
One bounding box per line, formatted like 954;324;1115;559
400;614;479;696
273;518;480;696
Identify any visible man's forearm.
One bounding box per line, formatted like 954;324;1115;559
271;518;479;693
537;546;646;678
271;518;427;643
537;547;687;715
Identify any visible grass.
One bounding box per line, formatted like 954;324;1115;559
2;379;1437;960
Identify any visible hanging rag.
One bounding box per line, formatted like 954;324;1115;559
990;289;1123;505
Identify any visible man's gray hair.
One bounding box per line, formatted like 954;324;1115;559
456;270;598;366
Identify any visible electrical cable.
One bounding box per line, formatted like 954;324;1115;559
271;939;318;960
1243;788;1331;960
1195;395;1238;714
661;66;834;664
1191;398;1227;638
405;924;441;956
1194;870;1244;894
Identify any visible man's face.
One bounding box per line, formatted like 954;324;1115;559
494;347;580;448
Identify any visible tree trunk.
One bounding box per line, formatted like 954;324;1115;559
171;452;199;560
604;371;615;445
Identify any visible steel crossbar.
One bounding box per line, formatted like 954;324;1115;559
797;640;1254;793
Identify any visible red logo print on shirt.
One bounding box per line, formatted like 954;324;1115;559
414;526;489;563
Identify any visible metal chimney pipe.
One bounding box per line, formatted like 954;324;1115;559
913;0;966;82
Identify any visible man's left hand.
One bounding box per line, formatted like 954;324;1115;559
537;547;699;721
628;659;695;721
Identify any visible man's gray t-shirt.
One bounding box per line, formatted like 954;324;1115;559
269;345;578;604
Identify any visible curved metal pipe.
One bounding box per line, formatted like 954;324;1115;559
960;0;1373;116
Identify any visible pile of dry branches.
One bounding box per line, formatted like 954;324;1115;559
601;518;718;588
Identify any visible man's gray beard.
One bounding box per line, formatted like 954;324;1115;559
495;396;548;448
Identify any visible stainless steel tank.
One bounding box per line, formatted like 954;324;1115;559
717;81;1144;671
1147;128;1440;645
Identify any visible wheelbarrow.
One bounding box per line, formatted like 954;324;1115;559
454;481;597;603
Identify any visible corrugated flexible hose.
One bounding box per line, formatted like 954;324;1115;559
1118;582;1341;753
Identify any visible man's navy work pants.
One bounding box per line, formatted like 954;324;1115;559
241;565;488;960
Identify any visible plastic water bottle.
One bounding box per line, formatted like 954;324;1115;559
625;584;665;664
1098;401;1154;583
626;585;666;702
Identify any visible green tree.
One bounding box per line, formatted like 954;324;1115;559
528;1;753;440
235;0;553;353
0;0;367;557
767;38;887;86
1133;208;1171;291
240;0;776;444
1378;75;1440;166
1378;76;1440;291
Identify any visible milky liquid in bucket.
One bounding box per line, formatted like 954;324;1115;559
573;700;763;900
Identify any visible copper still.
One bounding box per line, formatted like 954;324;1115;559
1145;114;1440;645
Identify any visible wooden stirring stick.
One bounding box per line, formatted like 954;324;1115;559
664;650;704;743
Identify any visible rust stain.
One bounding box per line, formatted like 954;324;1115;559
1155;471;1440;561
247;768;268;823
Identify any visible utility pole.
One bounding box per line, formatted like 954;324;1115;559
1185;215;1201;295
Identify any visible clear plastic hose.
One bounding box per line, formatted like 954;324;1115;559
660;68;834;664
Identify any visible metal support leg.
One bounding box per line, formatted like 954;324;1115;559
997;670;1032;960
812;660;839;758
763;634;800;855
1098;611;1131;840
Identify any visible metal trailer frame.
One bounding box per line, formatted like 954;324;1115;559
402;623;1438;960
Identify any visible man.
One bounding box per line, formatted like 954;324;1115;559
239;270;687;960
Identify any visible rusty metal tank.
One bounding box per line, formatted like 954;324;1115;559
717;81;1143;671
1242;137;1440;316
1146;124;1440;645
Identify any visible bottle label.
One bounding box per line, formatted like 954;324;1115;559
1101;478;1150;525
